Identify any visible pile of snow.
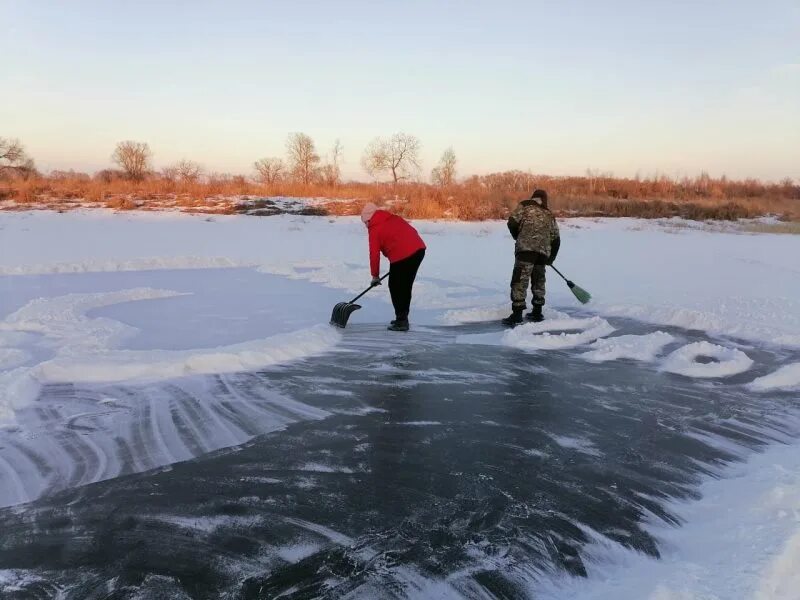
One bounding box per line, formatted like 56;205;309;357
748;363;800;392
660;341;753;379
456;314;615;351
581;331;675;363
503;316;616;351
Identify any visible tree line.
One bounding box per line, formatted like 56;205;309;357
0;133;457;187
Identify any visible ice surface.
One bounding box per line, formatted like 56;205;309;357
660;341;753;378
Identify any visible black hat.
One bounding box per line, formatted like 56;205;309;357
530;189;548;207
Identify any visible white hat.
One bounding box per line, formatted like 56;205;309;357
361;202;378;224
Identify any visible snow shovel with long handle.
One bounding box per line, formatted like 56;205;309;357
549;265;592;304
330;273;390;328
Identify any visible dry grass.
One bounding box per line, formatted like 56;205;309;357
1;171;798;222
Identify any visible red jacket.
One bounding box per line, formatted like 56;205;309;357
367;210;426;277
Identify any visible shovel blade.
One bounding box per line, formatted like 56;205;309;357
330;302;362;328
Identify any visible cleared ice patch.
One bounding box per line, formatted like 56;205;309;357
581;332;675;363
748;363;800;392
660;341;753;378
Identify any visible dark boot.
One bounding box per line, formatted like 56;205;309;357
388;319;409;332
525;305;544;322
501;309;523;327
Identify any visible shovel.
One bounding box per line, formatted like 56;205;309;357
330;273;390;328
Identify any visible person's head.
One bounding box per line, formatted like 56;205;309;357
530;189;548;209
361;202;378;225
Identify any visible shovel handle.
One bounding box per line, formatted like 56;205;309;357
548;264;574;286
347;272;390;304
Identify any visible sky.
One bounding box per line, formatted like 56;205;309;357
1;0;798;182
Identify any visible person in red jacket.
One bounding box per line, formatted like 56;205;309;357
361;203;426;331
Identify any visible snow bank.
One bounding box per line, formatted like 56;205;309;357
748;363;800;392
660;341;753;378
582;332;675;363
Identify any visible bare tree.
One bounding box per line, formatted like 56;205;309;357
431;147;457;186
361;133;421;183
0;137;36;179
320;139;343;186
286;133;320;185
174;159;203;182
112;141;152;181
254;157;285;184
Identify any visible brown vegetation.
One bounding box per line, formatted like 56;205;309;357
2;170;798;222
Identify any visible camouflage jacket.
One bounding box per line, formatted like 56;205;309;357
507;200;561;261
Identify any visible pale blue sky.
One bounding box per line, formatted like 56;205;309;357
2;0;798;181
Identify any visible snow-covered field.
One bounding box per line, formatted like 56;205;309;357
1;209;799;598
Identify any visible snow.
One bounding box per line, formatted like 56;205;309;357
582;331;675;363
660;341;754;379
748;363;800;392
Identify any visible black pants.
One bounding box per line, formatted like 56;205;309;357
389;249;425;320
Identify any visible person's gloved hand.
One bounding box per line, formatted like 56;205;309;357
371;276;382;287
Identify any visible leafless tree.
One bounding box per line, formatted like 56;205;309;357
0;137;36;179
112;141;152;181
320;139;343;186
254;157;285;184
172;159;203;182
361;133;421;184
431;147;457;186
286;132;320;185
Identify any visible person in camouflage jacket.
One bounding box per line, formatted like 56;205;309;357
502;189;561;325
